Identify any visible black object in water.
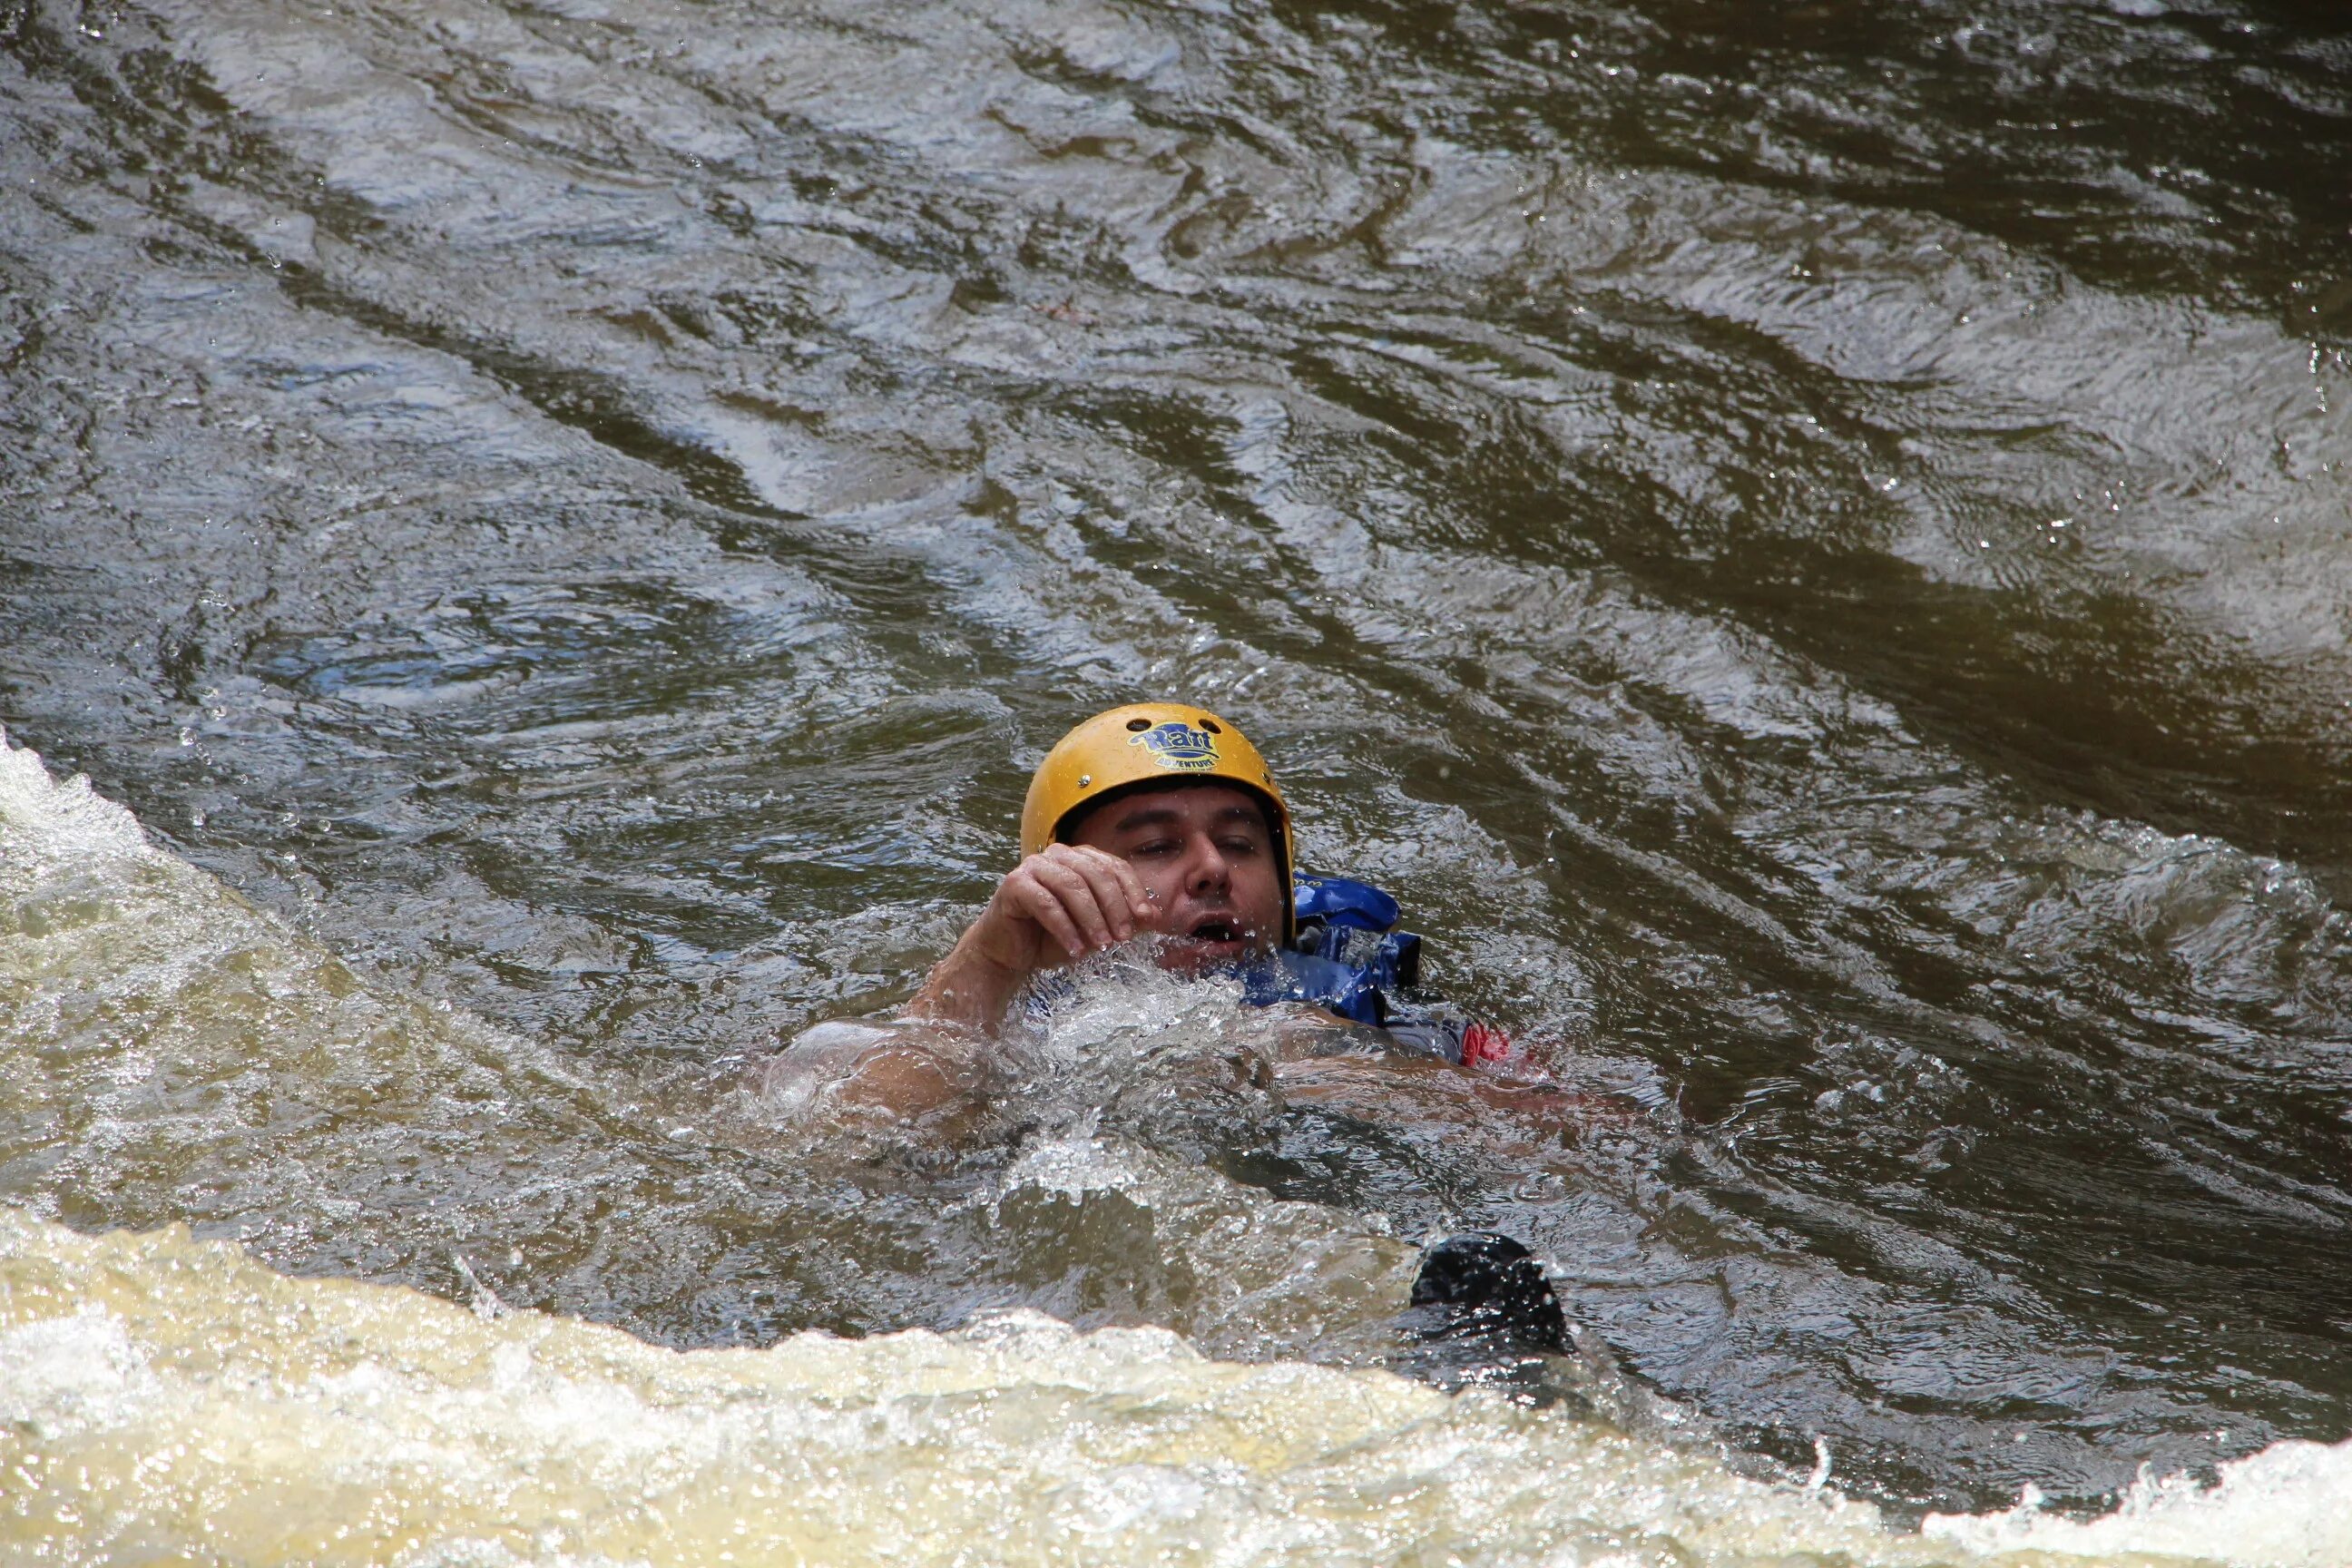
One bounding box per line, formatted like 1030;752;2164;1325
1401;1230;1573;1390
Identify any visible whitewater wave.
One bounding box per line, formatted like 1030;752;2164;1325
0;1210;2345;1568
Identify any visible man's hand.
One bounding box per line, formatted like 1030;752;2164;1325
903;845;1166;1032
972;843;1164;970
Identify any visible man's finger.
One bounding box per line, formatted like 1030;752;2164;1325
1027;858;1118;954
1058;845;1161;932
1006;869;1090;960
1101;849;1161;930
1053;846;1145;942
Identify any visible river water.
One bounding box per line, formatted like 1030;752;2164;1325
4;0;2349;1561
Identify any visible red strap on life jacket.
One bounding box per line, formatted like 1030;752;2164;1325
1459;1021;1513;1068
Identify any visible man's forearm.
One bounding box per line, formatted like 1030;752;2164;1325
902;931;1028;1034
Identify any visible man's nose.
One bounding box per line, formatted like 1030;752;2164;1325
1182;832;1231;893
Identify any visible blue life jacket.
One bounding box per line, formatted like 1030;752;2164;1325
1233;872;1488;1066
1291;872;1423;994
1235;946;1387;1024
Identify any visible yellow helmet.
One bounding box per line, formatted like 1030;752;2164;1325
1019;702;1295;939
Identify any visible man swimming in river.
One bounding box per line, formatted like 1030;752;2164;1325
905;701;1507;1066
897;701;1570;1367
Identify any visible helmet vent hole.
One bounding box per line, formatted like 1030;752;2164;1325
1200;719;1222;733
1125;718;1151;731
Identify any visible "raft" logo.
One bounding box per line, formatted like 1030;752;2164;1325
1130;720;1220;770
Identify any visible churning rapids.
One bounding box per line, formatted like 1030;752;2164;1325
4;0;2350;1562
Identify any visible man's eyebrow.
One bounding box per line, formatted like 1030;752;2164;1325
1109;802;1265;834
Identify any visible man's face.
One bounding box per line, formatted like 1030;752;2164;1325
1067;782;1285;972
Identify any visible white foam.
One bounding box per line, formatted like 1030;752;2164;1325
0;1307;162;1437
1924;1440;2352;1567
0;724;156;868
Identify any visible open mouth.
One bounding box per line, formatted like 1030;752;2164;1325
1150;916;1255;975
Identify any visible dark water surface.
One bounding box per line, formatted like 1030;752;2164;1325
4;0;2349;1523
